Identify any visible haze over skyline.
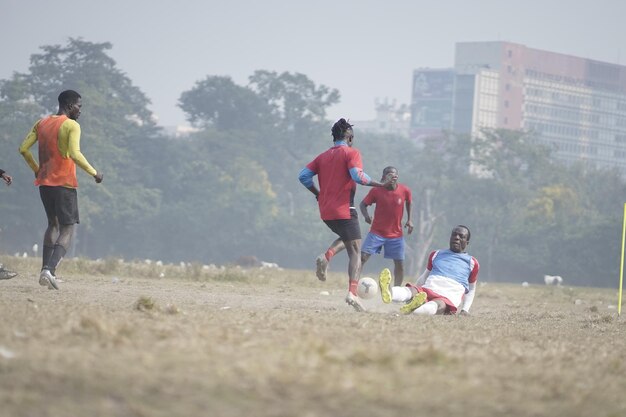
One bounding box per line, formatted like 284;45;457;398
2;0;625;127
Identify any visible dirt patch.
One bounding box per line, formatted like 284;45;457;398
0;258;625;417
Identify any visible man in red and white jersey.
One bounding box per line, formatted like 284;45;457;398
299;118;390;312
379;225;479;315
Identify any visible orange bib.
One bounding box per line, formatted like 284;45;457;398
35;116;78;188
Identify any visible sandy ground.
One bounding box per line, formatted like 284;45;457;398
0;257;625;417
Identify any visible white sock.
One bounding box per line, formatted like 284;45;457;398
413;301;438;315
391;286;413;302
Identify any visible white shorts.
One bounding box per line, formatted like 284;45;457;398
421;275;466;308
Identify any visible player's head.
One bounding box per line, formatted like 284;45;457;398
449;225;471;253
381;166;398;183
58;90;82;120
331;118;354;145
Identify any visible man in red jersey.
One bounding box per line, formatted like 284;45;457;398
299;118;390;312
19;90;103;290
360;166;413;286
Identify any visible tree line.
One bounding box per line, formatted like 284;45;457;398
0;38;623;287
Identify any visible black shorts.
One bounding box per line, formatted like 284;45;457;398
323;209;361;242
39;185;80;225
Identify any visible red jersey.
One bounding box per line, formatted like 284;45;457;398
362;184;411;238
306;144;363;220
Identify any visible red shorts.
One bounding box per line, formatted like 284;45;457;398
405;283;457;314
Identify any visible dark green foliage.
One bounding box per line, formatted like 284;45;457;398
0;39;623;287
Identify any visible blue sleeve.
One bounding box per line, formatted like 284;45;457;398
349;167;371;185
298;167;315;188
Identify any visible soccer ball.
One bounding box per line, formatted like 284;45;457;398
357;277;379;299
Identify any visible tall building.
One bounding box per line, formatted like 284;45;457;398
451;41;626;174
410;68;454;141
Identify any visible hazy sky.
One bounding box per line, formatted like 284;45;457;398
2;0;625;127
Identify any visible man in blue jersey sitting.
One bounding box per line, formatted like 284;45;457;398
378;225;479;315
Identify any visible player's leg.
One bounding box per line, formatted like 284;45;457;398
383;237;405;286
393;260;404;286
324;215;365;311
412;299;446;315
378;278;421;307
399;286;428;314
345;238;361;292
316;238;344;281
39;186;60;289
361;232;383;267
46;223;74;276
39;186;59;271
343;212;365;312
378;267;393;303
40;187;79;289
344;238;366;312
361;251;371;265
0;264;18;280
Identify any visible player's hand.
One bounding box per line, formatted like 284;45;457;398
405;220;414;235
381;177;394;188
94;172;104;183
1;173;11;186
364;215;372;224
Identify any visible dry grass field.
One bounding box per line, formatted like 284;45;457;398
1;255;625;417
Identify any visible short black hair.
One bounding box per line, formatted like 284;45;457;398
455;224;471;241
58;90;81;108
383;166;397;176
331;118;353;141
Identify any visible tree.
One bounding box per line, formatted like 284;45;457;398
248;70;340;131
178;76;275;130
0;38;161;258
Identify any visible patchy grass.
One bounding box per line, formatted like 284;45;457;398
0;255;625;417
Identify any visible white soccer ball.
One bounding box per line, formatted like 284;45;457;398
357;277;379;299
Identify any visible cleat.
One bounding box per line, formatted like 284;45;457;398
315;254;328;281
399;291;427;314
0;267;17;280
345;292;366;312
38;272;49;287
39;269;58;290
379;268;392;304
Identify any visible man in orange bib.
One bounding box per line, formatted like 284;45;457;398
19;90;103;289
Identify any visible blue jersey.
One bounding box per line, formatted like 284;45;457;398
428;249;479;293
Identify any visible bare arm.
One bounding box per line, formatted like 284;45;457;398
359;200;372;224
404;200;413;234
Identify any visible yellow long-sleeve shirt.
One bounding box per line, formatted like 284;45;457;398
19;116;97;183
